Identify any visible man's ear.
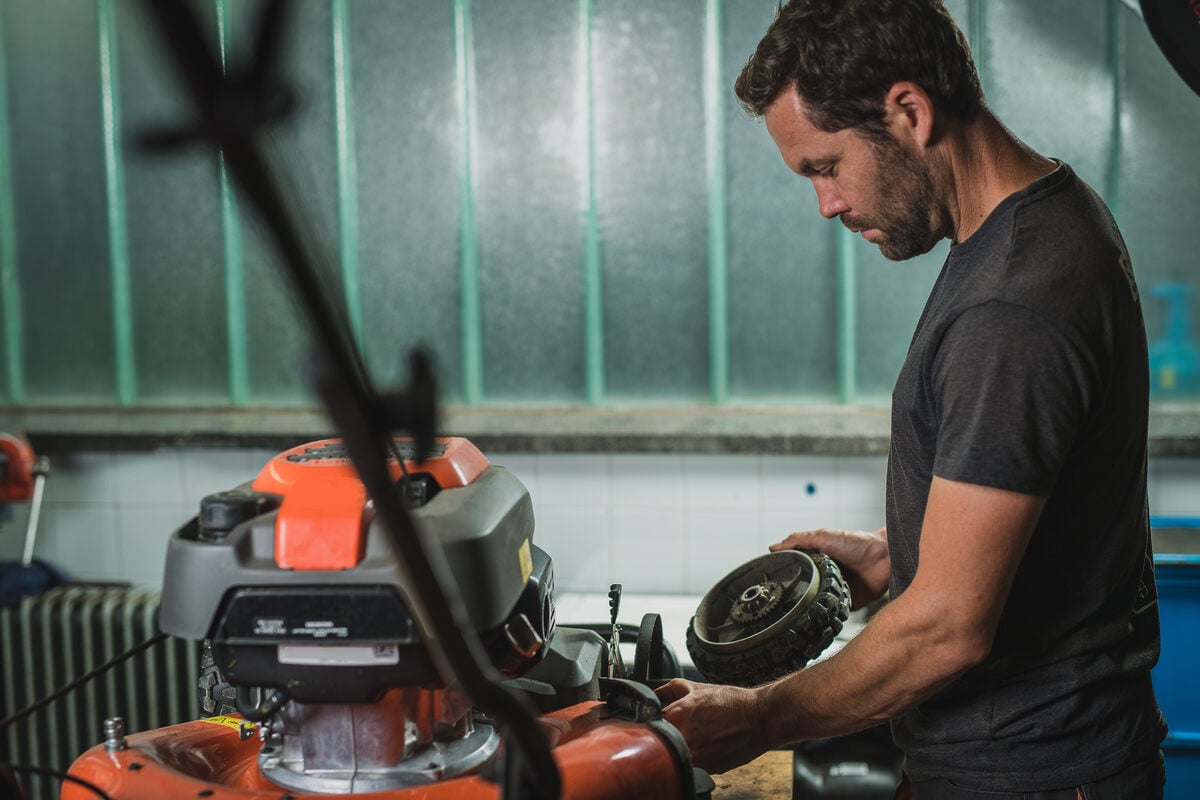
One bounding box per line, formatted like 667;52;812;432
884;81;936;149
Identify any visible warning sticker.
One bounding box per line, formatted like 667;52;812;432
278;643;400;666
199;715;252;731
518;538;534;583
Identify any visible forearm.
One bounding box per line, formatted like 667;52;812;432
756;588;984;746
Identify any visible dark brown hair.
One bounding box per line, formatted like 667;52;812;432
734;0;984;140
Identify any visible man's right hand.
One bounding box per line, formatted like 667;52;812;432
769;527;890;610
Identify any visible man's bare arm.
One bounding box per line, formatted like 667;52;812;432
659;477;1045;773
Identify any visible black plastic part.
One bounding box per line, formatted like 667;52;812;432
398;474;440;508
208;551;557;703
790;724;904;799
197;489;280;541
479;545;556;677
211;585;436;700
569;621;684;686
633;613;666;683
235;685;289;722
1139;0;1200;98
600;677;663;723
197;640;238;716
501;626;605;713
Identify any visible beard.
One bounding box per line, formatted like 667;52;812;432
841;136;940;261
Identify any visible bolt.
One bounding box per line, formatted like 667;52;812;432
104;717;127;752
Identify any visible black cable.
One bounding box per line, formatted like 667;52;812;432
0;631;169;732
234;685;289;722
2;764;114;800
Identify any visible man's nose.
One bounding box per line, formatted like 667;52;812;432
814;181;850;219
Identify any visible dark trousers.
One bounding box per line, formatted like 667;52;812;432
894;751;1166;799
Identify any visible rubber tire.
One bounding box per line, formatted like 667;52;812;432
197;639;238;717
686;551;850;687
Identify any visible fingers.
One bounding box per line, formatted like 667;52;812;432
655;682;771;775
654;677;696;706
769;528;837;553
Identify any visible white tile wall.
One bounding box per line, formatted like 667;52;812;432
1;447;1196;594
1150;458;1200;518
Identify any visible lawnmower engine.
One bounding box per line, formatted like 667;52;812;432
62;437;699;800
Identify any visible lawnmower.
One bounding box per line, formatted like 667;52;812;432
61;436;704;800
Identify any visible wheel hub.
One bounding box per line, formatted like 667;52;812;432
729;580;783;623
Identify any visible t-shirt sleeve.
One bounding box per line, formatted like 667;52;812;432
930;300;1095;496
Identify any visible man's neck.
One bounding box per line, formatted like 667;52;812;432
939;112;1058;244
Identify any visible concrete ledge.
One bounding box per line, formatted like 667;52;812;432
1;404;1197;457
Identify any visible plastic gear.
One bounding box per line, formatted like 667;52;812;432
728;579;783;623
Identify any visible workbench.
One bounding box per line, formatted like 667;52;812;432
711;750;793;799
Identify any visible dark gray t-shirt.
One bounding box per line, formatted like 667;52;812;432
886;162;1166;791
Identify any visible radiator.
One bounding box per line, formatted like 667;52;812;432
0;585;201;800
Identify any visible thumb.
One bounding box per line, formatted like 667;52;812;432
654;677;695;705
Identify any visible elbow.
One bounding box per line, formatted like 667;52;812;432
948;629;992;672
928;619;993;679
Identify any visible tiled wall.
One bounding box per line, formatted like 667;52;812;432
2;447;1198;596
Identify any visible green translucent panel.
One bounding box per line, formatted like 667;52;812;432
854;242;947;403
592;0;710;401
350;0;464;402
839;0;972;402
224;0;337;405
116;0;228;404
473;0;586;402
724;0;839;402
2;0;1198;414
0;3;15;403
1121;8;1200;400
7;0;115;403
984;0;1114;190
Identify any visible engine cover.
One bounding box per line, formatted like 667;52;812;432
158;437;556;701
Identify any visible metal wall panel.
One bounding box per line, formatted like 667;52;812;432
724;0;840;403
6;0;115;404
591;0;710;401
116;0;228;404
0;0;1195;411
473;0;587;403
351;0;464;402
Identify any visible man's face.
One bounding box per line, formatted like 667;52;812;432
764;87;941;261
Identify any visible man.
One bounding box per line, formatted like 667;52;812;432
656;1;1167;797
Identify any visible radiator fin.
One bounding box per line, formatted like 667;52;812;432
1;585;202;800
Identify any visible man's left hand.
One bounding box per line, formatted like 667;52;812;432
655;678;772;774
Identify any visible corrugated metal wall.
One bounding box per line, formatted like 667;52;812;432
0;0;1196;409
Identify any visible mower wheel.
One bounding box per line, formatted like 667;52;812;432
686;549;849;687
198;640;238;717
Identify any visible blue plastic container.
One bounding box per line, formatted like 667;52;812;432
1151;517;1200;800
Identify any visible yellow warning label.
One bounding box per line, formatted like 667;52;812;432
518;538;534;583
200;715;251;731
